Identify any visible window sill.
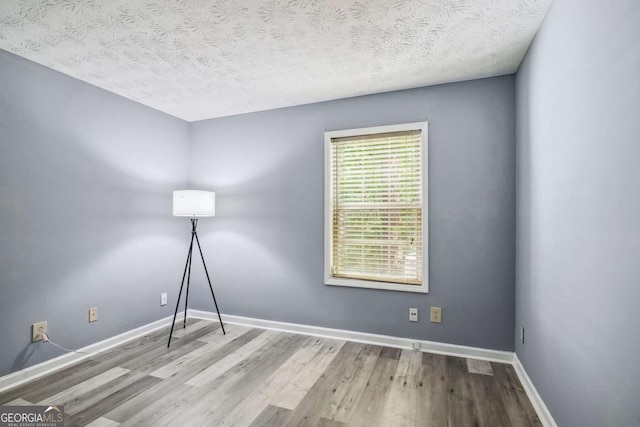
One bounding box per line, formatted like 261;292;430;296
325;277;428;293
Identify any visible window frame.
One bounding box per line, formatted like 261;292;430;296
324;121;429;293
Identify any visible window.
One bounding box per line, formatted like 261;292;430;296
324;122;428;293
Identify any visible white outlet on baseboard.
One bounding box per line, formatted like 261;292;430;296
161;293;167;306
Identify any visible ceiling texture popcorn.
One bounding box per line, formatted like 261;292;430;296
0;0;552;121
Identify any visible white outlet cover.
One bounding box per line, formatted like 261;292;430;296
32;321;47;342
161;293;168;306
430;307;442;323
409;308;418;322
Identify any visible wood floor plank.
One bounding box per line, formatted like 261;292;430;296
322;343;382;423
196;324;251;343
123;333;293;426
467;358;494;376
120;331;209;373
492;362;542;426
410;351;437;426
37;367;130;407
149;324;253;379
4;398;33;405
348;345;402;427
317;417;346;427
211;332;307;401
379;346;402;360
105;329;267;424
469;367;512;426
225;337;346;427
161;333;307;427
61;371;154;415
64;374;162;427
91;319;212;373
270;338;346;411
1;320;543;427
0;359;100;404
170;318;213;338
43;341;204;414
12;320;206;406
119;332;294;426
422;352;449;426
23;362;120;404
248;405;293;427
447;356;481;427
284;342;369;426
84;417;121;427
377;349;424;427
106;382;193;426
215;336;331;427
185;329;279;387
90;325;179;365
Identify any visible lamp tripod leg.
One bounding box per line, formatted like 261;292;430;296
194;232;226;335
183;219;197;329
168;233;195;347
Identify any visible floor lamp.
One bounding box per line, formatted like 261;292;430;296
168;190;225;347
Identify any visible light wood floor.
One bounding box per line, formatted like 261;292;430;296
0;320;541;426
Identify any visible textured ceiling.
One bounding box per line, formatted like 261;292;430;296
0;0;551;121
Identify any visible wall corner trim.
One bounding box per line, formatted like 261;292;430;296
513;353;558;427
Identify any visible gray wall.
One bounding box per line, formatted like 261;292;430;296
189;76;517;351
0;49;190;376
515;1;640;426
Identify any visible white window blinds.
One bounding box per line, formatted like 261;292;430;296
329;129;424;286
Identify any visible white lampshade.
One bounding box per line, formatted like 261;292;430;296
173;190;215;217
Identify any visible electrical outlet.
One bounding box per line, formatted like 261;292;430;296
161;293;168;306
521;326;525;344
88;307;98;323
412;341;421;350
430;307;442;323
409;308;418;322
32;321;47;342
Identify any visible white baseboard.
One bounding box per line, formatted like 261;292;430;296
513;353;557;427
0;313;183;394
188;309;514;363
